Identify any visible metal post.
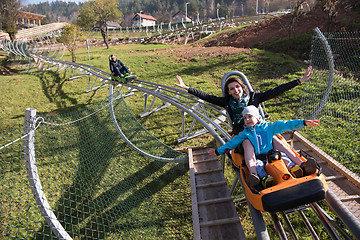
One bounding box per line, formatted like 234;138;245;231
271;213;288;240
86;39;90;61
185;2;190;23
24;108;72;240
298;210;320;240
139;11;143;30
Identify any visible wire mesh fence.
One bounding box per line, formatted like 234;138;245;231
296;30;360;175
1;29;360;239
1;95;192;239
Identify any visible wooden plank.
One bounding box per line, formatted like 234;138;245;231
325;175;346;181
191;149;246;240
195;168;223;174
193;158;218;164
189;148;201;240
339;195;360;202
196;181;228;188
200;217;241;227
198;197;234;205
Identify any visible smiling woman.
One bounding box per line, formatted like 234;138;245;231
175;66;312;135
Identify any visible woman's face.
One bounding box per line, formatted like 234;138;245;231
228;81;243;99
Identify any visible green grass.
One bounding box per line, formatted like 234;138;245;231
0;43;309;142
0;42;356;239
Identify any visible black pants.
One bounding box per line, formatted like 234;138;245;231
113;66;129;76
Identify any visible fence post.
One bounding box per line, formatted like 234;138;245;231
24;108;72;240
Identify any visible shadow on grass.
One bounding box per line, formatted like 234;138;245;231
32;97;189;239
0;54;25;75
75;163;188;239
32;70;99;115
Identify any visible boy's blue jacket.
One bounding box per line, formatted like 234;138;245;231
217;119;306;156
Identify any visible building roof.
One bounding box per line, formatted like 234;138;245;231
172;10;192;20
107;21;121;28
172;11;185;18
132;13;157;21
19;11;46;20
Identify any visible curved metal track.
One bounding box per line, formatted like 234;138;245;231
278;132;360;239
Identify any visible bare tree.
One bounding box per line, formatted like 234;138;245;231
289;0;307;38
0;0;21;40
57;24;84;62
322;0;338;31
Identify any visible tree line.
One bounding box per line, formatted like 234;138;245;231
2;0;358;59
0;0;299;41
21;0;297;26
23;1;83;24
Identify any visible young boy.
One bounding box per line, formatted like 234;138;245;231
208;105;320;188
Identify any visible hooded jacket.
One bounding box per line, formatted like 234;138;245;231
109;59;128;76
216;119;306;156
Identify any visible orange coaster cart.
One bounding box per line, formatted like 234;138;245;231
231;134;328;213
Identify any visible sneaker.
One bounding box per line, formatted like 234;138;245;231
261;175;274;188
248;173;260;188
300;158;317;175
290;165;303;178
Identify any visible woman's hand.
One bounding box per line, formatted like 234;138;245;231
304;119;320;127
299;66;313;83
175;75;189;90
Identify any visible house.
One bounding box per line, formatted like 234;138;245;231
17;11;46;27
172;11;192;23
132;13;157;27
107;21;121;29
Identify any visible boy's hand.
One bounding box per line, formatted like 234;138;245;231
305;119;320;127
207;148;217;156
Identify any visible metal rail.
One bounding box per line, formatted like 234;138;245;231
24;109;72;240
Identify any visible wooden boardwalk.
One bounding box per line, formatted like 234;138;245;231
189;148;246;240
0;22;67;40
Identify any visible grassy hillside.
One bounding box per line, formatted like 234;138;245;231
1;43;329;239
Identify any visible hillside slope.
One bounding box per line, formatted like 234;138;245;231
200;2;360;48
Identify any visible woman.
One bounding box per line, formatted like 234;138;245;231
175;66;316;174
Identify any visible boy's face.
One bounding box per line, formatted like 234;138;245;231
243;114;258;127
